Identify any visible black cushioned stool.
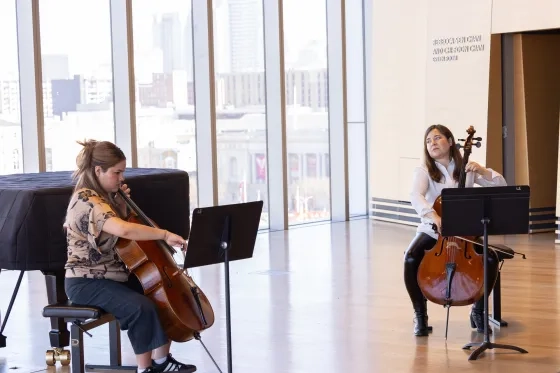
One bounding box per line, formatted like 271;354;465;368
42;301;136;373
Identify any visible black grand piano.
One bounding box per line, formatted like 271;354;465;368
0;168;190;364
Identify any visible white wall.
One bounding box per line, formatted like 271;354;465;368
369;0;428;201
369;0;494;202
424;0;493;166
492;0;560;34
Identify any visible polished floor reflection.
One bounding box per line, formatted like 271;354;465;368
1;219;560;373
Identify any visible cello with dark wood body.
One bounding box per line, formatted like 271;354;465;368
114;189;215;342
417;126;487;308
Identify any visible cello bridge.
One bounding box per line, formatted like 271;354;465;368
445;242;460;251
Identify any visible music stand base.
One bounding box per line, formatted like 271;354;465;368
462;341;528;361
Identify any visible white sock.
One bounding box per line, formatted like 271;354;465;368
154;356;167;365
138;368;148;373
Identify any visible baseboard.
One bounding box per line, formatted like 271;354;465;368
369;197;420;226
529;206;555;233
370;197;555;235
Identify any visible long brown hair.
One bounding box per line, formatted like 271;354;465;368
423;124;463;183
72;139;126;216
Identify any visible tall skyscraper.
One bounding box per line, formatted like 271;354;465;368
227;0;264;73
152;12;193;80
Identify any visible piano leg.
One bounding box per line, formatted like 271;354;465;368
43;270;70;348
0;270;25;348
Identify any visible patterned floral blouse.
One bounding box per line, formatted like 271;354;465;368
64;188;129;281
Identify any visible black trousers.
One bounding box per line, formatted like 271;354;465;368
403;233;499;313
65;276;169;355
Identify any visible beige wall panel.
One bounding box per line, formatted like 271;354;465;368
513;35;529;187
521;34;560;209
485;34;503;174
492;0;560;34
556;111;560;219
369;0;428;200
425;0;493;166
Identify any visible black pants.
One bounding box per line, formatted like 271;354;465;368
403;233;499;313
65;276;169;355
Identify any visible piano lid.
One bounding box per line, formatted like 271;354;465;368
0;168;190;271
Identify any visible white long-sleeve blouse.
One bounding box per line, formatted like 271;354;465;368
410;159;507;239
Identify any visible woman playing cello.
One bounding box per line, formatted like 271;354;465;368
63;140;196;373
404;124;505;336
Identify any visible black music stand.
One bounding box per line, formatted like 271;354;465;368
183;201;263;373
440;185;530;361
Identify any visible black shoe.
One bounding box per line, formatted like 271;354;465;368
412;299;432;336
470;308;492;334
414;312;430;336
150;354;197;373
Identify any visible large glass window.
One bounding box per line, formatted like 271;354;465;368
213;0;269;229
132;1;198;212
7;0;367;227
39;0;115;171
284;0;330;225
346;0;368;217
0;1;23;175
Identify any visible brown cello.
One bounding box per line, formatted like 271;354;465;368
416;126;488;336
114;188;215;343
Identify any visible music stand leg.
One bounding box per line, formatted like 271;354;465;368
462;218;528;360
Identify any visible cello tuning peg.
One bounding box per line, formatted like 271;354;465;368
474;137;482;141
458;138;465;142
474;142;481;148
455;143;463;149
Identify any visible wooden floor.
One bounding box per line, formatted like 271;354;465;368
1;218;560;373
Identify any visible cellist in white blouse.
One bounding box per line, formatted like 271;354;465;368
404;124;507;337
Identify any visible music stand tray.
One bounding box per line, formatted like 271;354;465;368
440;185;530;361
183;200;263;373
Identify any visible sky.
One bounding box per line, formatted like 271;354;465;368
0;0;327;78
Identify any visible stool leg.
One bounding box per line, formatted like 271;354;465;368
109;319;121;366
489;268;509;327
85;317;136;372
70;323;84;373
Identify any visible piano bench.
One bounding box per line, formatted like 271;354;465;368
42;301;136;373
42;301;105;321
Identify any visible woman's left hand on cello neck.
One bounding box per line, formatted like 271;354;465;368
465;161;493;181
